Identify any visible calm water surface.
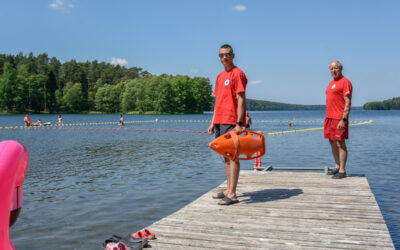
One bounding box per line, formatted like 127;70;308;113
1;110;399;249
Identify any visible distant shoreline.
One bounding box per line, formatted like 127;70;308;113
245;98;365;111
363;97;400;110
0;106;368;115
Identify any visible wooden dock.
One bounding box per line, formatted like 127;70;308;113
144;171;395;249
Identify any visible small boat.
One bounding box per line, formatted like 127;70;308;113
31;122;51;127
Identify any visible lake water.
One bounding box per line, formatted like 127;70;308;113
1;110;399;249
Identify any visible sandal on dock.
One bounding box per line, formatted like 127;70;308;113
327;168;339;175
218;196;239;205
212;192;225;199
131;229;156;240
332;172;347;179
141;229;156;240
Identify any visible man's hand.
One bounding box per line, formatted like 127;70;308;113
337;120;345;130
208;124;215;134
234;124;243;133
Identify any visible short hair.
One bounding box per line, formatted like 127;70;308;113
220;44;234;53
330;60;343;70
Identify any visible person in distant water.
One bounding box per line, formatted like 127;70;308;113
325;60;353;179
118;114;124;126
208;44;247;205
245;112;252;129
58;115;63;125
36;119;43;126
24;114;31;127
289;116;296;127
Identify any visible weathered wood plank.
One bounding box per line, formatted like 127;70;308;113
150;226;393;249
142;171;395;249
155;218;392;239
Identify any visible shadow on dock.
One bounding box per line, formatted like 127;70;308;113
239;188;303;204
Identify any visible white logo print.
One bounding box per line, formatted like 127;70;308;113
331;84;336;89
225;79;230;86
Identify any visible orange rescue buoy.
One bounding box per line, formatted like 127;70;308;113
209;130;265;161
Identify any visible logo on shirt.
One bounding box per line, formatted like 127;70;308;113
224;79;230;86
331;84;336;89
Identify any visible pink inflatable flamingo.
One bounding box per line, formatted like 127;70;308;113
0;140;29;250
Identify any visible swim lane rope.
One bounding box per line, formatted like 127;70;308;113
0;120;374;136
266;120;373;135
1;119;370;130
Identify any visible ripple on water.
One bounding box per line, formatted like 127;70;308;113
4;111;399;249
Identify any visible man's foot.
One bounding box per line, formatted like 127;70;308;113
212;192;225;199
332;172;346;179
327;167;339;175
218;196;239;205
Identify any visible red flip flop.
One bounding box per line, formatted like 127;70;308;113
131;231;145;239
141;229;156;240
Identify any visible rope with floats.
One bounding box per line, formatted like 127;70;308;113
1;120;374;135
1;119;371;130
267;120;373;136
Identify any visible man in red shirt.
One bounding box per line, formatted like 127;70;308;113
325;60;353;179
208;44;247;205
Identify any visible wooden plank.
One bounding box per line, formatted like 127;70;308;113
156;217;392;239
142;171;395;249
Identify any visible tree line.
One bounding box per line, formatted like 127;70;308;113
0;53;212;114
363;97;400;110
246;99;325;110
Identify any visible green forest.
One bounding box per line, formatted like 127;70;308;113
363;97;400;110
2;52;368;114
0;53;212;114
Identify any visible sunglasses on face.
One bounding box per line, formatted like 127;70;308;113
219;52;233;58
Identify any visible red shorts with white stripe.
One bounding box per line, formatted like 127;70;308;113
324;118;348;140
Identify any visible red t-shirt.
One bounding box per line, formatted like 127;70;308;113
213;66;247;125
326;76;353;119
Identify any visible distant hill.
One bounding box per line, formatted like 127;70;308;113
246;98;325;110
363;97;400;110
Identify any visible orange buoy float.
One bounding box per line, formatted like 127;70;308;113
209;130;265;161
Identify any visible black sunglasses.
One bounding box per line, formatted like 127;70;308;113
219;52;233;58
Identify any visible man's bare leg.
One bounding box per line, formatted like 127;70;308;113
336;140;347;173
219;160;240;204
329;139;340;169
224;158;231;195
212;158;230;198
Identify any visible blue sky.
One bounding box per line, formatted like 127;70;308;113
1;0;399;106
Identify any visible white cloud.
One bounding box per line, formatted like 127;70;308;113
190;69;199;73
249;80;262;85
233;4;246;12
110;57;128;67
49;0;74;13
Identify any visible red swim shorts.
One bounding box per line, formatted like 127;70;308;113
324;118;348;140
